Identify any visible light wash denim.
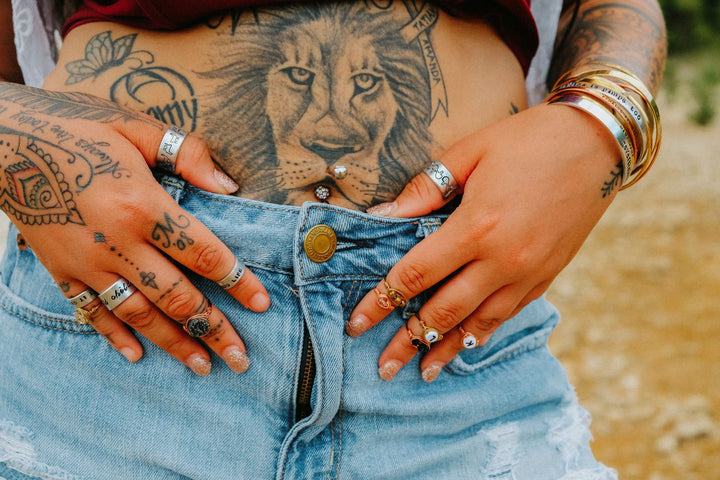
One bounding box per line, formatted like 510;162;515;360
0;177;617;479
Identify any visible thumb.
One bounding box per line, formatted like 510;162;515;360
117;121;239;195
366;159;465;218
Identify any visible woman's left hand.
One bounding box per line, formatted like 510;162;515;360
346;102;623;382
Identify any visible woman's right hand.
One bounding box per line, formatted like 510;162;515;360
0;82;270;375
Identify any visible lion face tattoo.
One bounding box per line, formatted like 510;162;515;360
203;3;432;208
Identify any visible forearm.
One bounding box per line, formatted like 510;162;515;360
549;0;667;94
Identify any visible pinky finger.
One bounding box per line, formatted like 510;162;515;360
82;300;144;362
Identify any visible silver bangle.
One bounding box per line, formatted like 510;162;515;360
549;94;635;184
98;277;137;311
68;288;98;308
216;258;246;290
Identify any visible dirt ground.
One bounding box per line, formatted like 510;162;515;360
547;52;720;479
0;53;716;479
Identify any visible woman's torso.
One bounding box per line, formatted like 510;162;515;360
43;1;528;210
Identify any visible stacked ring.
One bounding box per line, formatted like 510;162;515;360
183;303;213;338
217;258;246;290
68;289;98;308
383;279;407;308
74;304;103;324
374;287;394;310
407;316;443;352
99;277;137;311
156;125;188;173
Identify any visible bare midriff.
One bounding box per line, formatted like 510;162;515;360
44;2;527;210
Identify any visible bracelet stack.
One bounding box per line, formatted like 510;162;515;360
546;62;662;189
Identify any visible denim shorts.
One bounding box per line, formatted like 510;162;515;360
0;177;617;480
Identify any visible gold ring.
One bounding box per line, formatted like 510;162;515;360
458;325;478;349
406;324;431;353
374;287;393;310
417;315;443;344
74;303;102;324
383;279;407;308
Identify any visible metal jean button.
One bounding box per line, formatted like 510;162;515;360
304;225;337;263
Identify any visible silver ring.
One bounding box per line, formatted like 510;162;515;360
216;258;246;290
423;160;458;199
156;125;188;173
68;288;98;308
98;277;137;311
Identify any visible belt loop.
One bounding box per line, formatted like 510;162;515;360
158;175;187;204
415;217;444;239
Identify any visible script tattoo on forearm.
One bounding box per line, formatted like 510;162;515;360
550;0;667;93
201;1;444;208
151;213;195;251
64;30;199;132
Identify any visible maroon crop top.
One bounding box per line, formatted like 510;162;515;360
63;0;538;75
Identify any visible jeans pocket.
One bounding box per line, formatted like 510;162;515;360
0;231;94;334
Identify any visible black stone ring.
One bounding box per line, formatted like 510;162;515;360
183;303;213;338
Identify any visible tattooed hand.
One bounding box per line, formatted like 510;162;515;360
0;82;270;375
346;103;622;382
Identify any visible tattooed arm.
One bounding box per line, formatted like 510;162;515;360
549;0;666;94
348;0;666;382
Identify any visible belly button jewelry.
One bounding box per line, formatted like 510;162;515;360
332;165;347;180
314;184;331;202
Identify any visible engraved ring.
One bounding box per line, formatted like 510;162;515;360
98;277;137;311
156;125;188;173
68;288;98;308
423;160;459;199
216;258;246;290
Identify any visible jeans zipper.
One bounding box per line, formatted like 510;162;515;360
295;324;316;422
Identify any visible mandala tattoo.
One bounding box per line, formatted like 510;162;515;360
0;132;84;225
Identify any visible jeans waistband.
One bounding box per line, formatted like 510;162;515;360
160;176;447;285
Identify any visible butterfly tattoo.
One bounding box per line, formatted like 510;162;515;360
65;31;151;85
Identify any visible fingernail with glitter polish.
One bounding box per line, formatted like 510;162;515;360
187;353;212;376
346;314;369;337
422;362;444;383
224;345;250;374
214;168;240;194
366;202;397;217
378;359;403;381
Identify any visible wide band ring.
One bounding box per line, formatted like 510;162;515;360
98;277;137;311
183;303;213;338
458;325;478;349
156;125;188;173
423;160;459;199
216;258;246;290
68;288;98;308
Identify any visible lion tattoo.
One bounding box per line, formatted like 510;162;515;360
203;2;433;208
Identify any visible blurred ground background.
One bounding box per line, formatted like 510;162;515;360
0;2;717;478
547;32;720;480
